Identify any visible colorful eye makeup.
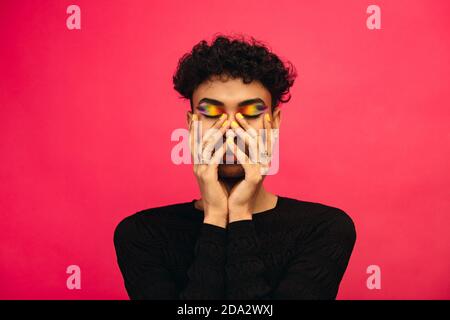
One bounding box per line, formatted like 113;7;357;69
239;104;268;118
196;104;224;118
196;103;268;118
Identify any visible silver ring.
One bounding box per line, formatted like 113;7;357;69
260;151;271;162
201;155;211;164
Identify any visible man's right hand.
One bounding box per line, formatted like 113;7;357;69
189;113;230;228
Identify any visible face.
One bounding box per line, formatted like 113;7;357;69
187;74;281;179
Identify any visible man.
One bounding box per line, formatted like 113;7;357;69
114;34;356;299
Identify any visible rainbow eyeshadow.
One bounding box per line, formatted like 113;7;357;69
196;103;268;118
196;104;224;117
239;104;268;117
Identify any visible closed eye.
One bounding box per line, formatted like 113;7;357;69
202;114;222;119
242;113;262;119
240;104;268;118
196;104;224;118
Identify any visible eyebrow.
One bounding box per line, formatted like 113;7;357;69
197;98;267;108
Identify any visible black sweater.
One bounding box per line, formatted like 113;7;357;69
113;195;356;300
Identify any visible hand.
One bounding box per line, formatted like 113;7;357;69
189;113;230;228
226;112;274;222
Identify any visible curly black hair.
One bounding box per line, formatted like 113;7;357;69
172;33;297;109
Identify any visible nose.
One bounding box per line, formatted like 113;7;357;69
224;111;236;122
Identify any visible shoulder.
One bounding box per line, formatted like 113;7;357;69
319;205;357;246
279;196;357;246
113;200;194;247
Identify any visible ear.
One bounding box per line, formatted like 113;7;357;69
272;106;281;128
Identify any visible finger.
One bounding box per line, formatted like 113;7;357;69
235;113;257;138
202;119;231;163
259;112;273;165
203;117;230;150
231;120;258;163
189;114;202;165
202;113;228;148
209;140;227;167
264;113;273;156
226;136;256;170
259;165;270;176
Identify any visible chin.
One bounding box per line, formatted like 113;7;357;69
218;164;245;179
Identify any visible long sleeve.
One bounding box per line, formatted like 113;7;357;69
113;215;227;300
225;209;356;299
225;220;272;299
271;209;356;299
181;223;227;299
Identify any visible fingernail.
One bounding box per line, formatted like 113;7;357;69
236;113;244;119
231;121;239;128
220;113;227;120
192;114;198;121
265;113;271;122
221;120;229;128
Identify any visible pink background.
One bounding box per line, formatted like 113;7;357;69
1;0;449;299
